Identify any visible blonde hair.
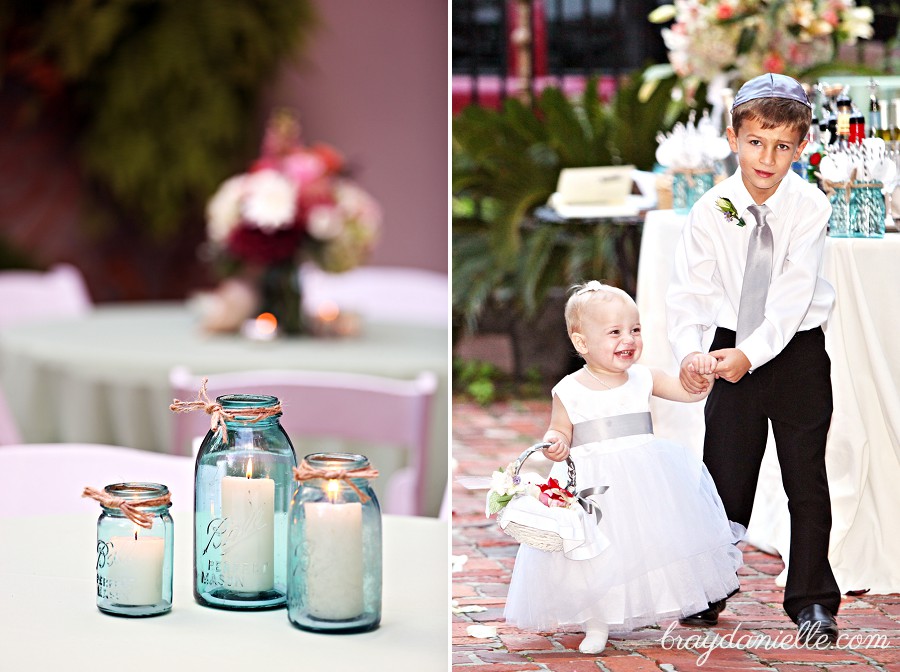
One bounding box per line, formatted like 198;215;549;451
564;281;635;336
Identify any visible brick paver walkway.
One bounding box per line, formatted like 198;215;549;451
451;398;900;671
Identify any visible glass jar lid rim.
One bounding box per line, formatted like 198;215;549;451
103;482;170;501
305;452;370;469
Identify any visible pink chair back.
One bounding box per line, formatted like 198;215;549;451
0;264;92;329
0;387;22;445
169;367;438;516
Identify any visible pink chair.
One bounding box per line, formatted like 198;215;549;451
169;367;438;516
0;264;92;329
0;387;21;445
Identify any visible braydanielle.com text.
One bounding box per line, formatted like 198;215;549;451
660;621;889;666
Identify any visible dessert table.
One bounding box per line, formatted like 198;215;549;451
636;210;900;594
0;302;448;516
0;443;449;670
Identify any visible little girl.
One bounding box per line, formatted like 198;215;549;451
504;281;743;654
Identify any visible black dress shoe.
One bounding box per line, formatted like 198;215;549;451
679;598;726;626
796;604;838;647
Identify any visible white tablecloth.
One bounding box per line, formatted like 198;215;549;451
637;210;900;594
0;445;448;671
0;302;447;516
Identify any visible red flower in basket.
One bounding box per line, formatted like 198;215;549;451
538;478;576;508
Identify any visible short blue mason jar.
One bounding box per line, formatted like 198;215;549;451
672;170;715;215
193;394;297;610
95;482;173;617
287;452;382;633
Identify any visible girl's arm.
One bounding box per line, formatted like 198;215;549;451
650;355;716;402
542;395;574;461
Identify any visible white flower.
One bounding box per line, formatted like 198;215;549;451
489;465;520;496
306;204;344;240
240;169;298;232
206;174;246;242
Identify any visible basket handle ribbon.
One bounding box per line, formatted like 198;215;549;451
574;485;609;525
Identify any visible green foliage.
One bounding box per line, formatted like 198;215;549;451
486;490;513;516
1;0;317;238
453;356;548;405
452;69;698;331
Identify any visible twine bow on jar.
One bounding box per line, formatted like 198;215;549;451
169;377;284;441
292;460;380;502
81;487;171;529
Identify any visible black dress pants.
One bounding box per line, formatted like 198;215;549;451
703;326;840;621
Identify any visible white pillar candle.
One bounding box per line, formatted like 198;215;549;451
220;459;275;592
304;483;364;620
108;532;165;606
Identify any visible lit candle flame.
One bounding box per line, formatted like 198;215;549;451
246;457;253;479
256;312;278;336
326;479;341;504
317;301;340;323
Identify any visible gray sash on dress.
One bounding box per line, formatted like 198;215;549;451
571;411;653;448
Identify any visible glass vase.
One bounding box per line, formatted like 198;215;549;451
287;453;382;633
259;261;304;335
672;170;714;215
827;186;851;237
95;483;173;617
848;183;885;238
194;394;297;610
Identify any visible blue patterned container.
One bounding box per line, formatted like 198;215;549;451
672;170;715;214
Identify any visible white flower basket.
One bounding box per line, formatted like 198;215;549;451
497;443;579;552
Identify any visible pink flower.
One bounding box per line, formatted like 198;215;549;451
716;4;733;21
763;51;785;73
822;9;839;26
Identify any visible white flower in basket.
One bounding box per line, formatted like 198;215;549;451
486;443;610;559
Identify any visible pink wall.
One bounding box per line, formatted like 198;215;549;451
267;0;448;273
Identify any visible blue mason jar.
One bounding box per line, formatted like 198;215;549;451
672;170;715;214
194;394;297;610
827;186;851;237
95;482;173;617
287;452;382;633
848;183;885;238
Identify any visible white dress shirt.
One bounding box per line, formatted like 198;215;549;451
666;169;835;371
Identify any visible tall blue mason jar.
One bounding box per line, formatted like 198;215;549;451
194;394;297;609
95;482;173;617
287;453;382;633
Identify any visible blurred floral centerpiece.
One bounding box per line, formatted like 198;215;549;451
649;0;874;90
204;109;381;334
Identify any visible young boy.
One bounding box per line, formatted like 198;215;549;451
665;73;840;645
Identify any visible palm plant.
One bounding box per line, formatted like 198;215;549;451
453;71;700;344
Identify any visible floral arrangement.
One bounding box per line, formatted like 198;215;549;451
485;461;575;516
649;1;874;87
206;109;381;275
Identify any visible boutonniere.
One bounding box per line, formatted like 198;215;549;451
714;197;746;227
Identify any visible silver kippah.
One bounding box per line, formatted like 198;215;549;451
731;73;812;112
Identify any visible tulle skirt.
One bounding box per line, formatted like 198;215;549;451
504;436;744;633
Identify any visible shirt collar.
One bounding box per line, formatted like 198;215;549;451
727;168;795;222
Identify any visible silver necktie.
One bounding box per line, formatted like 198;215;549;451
735;203;774;344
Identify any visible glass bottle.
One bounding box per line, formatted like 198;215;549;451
287;452;382;633
95;482;173;617
194;394;297;610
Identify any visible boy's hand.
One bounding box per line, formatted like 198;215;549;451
679;352;710;394
709;348;752;383
542;436;570;462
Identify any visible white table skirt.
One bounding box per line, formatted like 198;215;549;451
636;210;900;594
0;302;448;516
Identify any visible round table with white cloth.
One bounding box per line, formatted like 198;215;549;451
0;301;447;516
